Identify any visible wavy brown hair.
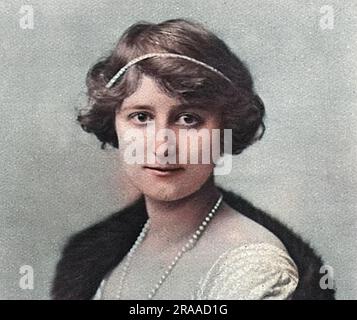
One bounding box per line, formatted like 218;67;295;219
77;18;266;155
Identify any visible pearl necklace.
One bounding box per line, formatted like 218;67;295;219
115;194;223;300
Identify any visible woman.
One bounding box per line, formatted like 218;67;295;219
51;19;335;300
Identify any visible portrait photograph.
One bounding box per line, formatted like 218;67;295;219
0;0;356;303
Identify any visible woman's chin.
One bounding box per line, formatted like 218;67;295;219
144;192;184;202
141;187;194;202
127;170;213;202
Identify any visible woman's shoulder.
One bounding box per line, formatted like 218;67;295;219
195;202;299;299
209;201;287;251
195;242;299;300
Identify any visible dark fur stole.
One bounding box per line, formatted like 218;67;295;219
51;187;335;300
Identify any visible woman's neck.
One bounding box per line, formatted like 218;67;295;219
143;176;222;248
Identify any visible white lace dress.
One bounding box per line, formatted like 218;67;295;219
93;243;299;300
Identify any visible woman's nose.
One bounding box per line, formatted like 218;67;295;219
146;120;176;161
154;140;169;158
154;128;175;159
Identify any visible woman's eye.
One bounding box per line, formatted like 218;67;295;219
176;114;201;126
129;112;153;125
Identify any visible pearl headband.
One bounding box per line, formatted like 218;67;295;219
105;52;232;89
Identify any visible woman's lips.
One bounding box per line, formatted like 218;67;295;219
143;166;184;177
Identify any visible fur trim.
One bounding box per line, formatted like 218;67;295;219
51;187;335;300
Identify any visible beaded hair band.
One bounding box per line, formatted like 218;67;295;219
105;52;233;89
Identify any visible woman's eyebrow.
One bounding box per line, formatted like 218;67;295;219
121;103;209;112
121;104;155;112
178;104;208;111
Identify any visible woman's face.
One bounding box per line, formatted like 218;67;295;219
115;74;223;201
